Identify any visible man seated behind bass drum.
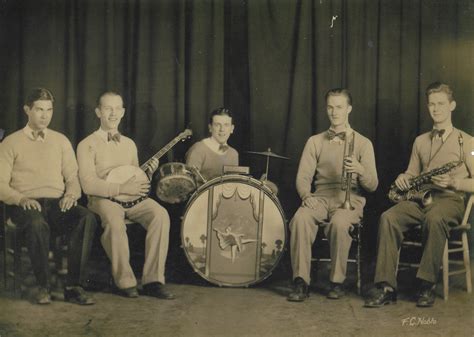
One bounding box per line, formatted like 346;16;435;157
185;107;238;182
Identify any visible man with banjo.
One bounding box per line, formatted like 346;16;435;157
287;88;378;302
77;91;174;300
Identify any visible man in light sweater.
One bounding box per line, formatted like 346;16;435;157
365;82;473;308
77;91;174;300
185;107;239;181
287;88;378;302
0;88;96;305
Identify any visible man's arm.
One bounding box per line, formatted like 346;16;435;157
185;143;204;171
0;141;27;205
295;138;318;200
432;137;474;193
61;137;81;200
77;139;121;198
357;140;378;192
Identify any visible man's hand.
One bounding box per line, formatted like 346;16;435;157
59;195;77;212
431;174;455;189
302;196;319;209
19;197;42;211
343;155;365;176
119;176;150;196
394;173;412;191
147;158;159;173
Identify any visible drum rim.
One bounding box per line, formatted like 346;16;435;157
180;174;288;287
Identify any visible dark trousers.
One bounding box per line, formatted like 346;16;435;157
374;193;464;288
9;198;97;288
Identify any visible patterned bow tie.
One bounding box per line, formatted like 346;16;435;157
327;130;346;141
431;129;445;139
108;132;121;143
219;144;229;152
32;130;45;141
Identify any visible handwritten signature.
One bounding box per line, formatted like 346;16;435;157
401;317;437;327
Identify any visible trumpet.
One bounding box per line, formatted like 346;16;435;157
340;131;355;210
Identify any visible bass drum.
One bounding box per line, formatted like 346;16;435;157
181;175;287;287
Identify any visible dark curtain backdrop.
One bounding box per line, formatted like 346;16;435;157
1;0;473;255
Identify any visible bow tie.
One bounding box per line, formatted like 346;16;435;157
431;129;445;139
219;144;229;152
108;132;121;143
32;130;45;141
327;130;346;141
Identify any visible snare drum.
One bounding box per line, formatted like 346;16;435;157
181;175;287;287
156;162;197;204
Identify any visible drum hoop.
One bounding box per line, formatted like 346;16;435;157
181;174;287;287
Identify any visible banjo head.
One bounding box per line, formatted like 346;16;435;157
106;165;149;202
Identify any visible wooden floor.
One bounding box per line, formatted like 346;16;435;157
0;263;472;337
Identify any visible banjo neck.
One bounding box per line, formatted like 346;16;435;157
140;128;193;175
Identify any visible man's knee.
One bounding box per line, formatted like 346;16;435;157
25;212;49;235
330;215;352;233
424;213;447;234
290;208;314;232
149;205;170;231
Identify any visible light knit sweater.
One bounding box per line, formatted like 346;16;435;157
77;130;139;198
405;128;473;192
0;128;81;205
296;130;378;200
185;140;239;180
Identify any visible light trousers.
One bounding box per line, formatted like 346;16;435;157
290;189;364;284
88;197;170;289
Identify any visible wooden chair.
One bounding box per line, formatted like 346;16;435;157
398;194;473;300
2;213;97;293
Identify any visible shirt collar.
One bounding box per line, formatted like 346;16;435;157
23;124;47;142
203;137;228;155
95;128;120;143
432;124;453;142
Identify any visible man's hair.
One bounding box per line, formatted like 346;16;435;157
96;90;123;107
25;88;55;108
325;88;352;106
425;82;454;102
209;107;233;124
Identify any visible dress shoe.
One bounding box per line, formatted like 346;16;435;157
287;277;309;302
364;286;397;308
119;286;139;298
64;286;95;305
327;282;345;300
416;286;435;307
36;287;52;305
143;282;175;300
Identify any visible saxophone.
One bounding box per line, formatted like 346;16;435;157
388;160;463;206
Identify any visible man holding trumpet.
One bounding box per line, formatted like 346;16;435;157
287;88;378;302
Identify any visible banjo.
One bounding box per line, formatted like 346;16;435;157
106;129;193;207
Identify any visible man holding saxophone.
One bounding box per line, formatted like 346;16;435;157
287;88;378;302
365;82;473;308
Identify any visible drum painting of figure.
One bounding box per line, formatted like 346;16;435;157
181;175;287;287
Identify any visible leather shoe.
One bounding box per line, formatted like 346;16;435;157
327;282;345;300
119;286;139;298
143;282;175;300
416;287;435;307
36;287;52;305
287;278;309;302
64;286;95;305
364;286;397;308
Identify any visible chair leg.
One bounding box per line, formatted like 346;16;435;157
461;231;472;293
356;229;361;295
443;241;449;301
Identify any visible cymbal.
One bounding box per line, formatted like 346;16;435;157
245;148;289;160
